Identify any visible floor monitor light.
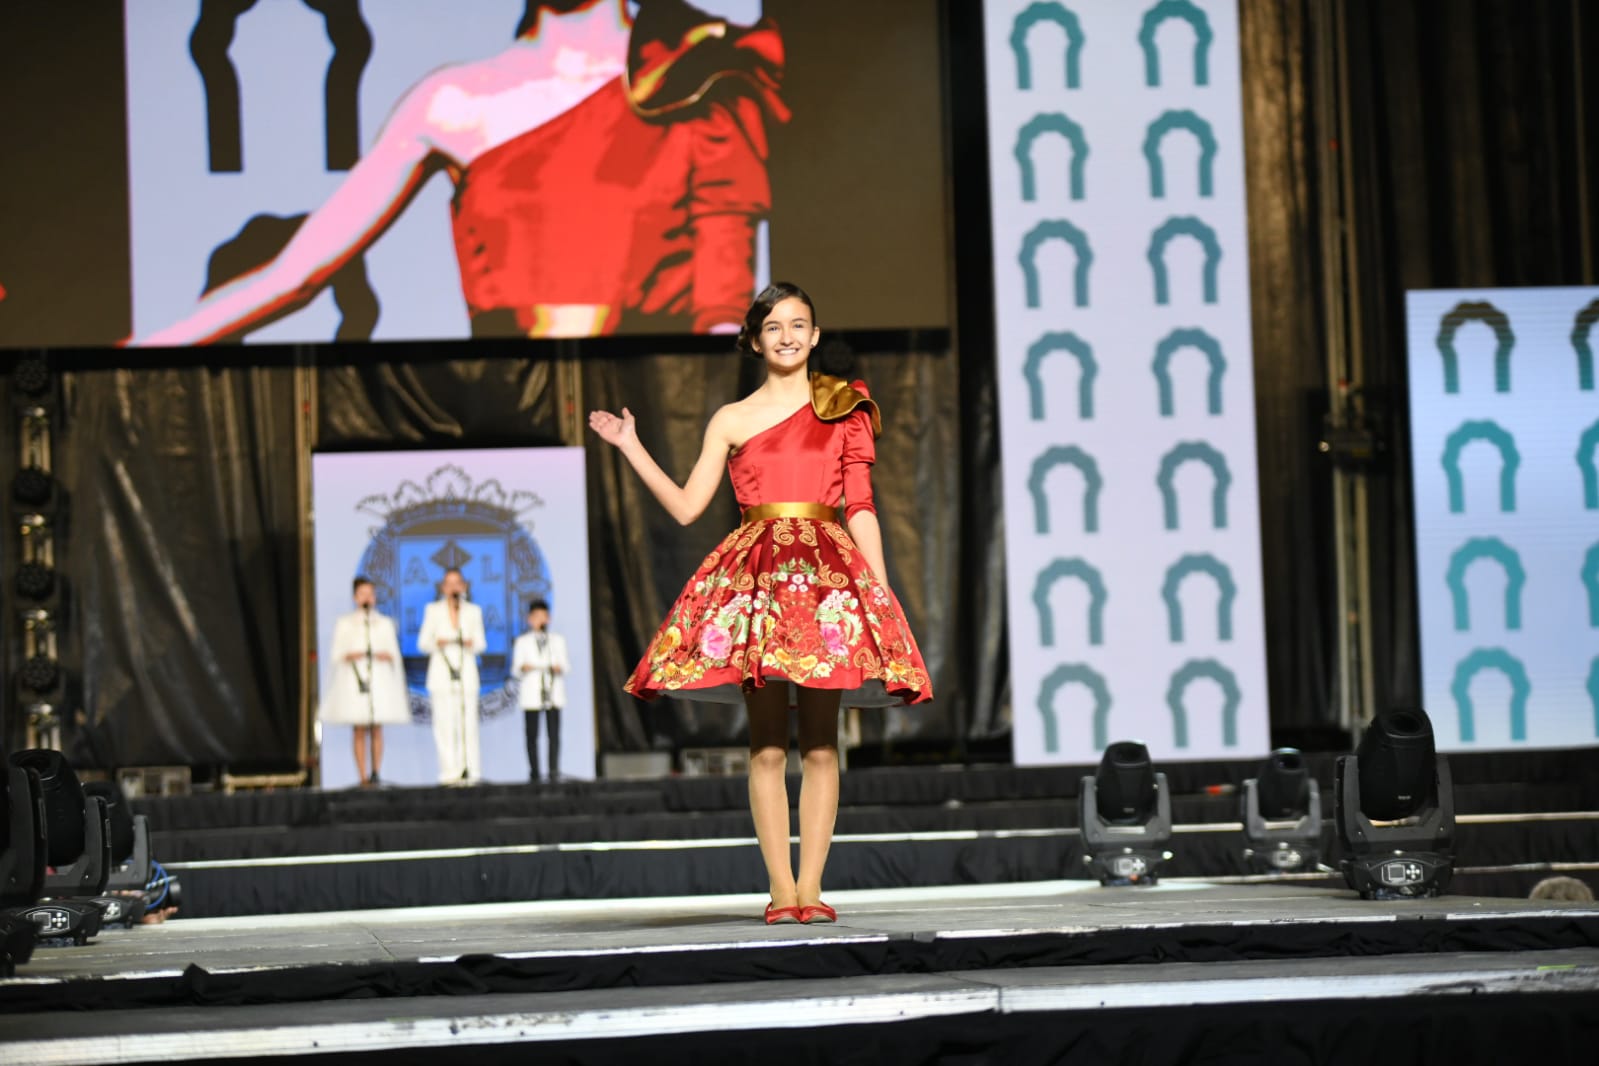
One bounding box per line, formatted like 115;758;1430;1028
1241;747;1323;873
1335;708;1455;899
1079;741;1172;886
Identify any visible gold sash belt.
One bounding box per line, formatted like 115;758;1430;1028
740;501;840;525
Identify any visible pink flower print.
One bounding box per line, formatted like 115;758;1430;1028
700;625;733;661
820;621;849;658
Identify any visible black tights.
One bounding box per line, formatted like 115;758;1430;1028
525;708;561;781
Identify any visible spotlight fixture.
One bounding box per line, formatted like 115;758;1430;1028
1335;708;1455;899
18;610;60;697
17;655;59;695
1079;741;1173;886
15;562;54;601
16;514;55;600
12;354;50;396
1240;747;1323;873
10;468;52;507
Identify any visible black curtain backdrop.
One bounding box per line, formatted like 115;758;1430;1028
57;366;302;768
21;1;1599;769
1238;0;1337;732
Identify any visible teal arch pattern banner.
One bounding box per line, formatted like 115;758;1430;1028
1016;113;1089;201
987;1;1267;765
1407;286;1599;750
1024;331;1097;419
1445;537;1524;632
1143;110;1216;198
1033;557;1108;647
1153;328;1225;416
1441;420;1519;513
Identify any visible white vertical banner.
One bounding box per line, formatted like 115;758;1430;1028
1406;286;1599;751
984;0;1270;764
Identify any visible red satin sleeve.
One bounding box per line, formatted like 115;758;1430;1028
841;384;877;521
689;98;772;331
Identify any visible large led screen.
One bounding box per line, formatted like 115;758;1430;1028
0;0;949;348
1407;287;1599;751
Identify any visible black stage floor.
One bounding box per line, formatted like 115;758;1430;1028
5;882;1599;1064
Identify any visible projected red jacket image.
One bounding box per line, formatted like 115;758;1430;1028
129;0;786;347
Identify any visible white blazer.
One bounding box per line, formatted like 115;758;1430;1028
320;610;411;725
511;629;569;710
417;599;486;691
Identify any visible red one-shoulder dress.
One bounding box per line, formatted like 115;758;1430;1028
625;376;933;706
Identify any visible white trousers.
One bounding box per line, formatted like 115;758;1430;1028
428;681;481;784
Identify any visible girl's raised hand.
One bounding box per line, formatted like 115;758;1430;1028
587;407;637;449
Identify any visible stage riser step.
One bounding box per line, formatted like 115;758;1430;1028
127;756;1599;833
164;819;1599;918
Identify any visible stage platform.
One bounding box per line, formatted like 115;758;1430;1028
5;882;1599;1064
112;752;1599;917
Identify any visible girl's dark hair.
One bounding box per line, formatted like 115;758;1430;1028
737;281;817;358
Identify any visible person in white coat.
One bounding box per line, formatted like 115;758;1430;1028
512;599;569;782
416;568;486;785
320;576;410;787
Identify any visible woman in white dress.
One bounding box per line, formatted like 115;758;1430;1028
320;577;411;787
417;568;486;785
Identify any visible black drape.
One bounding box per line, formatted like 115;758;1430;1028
1238;0;1339;732
59;366;301;768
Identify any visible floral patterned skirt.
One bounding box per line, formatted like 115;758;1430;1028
625;513;933;706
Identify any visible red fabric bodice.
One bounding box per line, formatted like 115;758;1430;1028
449;79;773;334
727;381;877;520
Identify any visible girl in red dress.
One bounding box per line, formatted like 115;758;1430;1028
588;282;932;924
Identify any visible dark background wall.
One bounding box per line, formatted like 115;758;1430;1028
2;0;1596;773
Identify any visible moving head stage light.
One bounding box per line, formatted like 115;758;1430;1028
1079;741;1173;886
1335;708;1456;899
1241;748;1324;873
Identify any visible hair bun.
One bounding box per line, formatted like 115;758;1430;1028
813;338;856;378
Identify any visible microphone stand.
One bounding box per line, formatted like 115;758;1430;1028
447;595;468;783
362;607;376;732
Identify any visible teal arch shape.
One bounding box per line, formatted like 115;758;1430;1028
1436;300;1514;394
1589;657;1599;737
1153;328;1225;416
1021;220;1093;308
1011;2;1086;91
1039;662;1112;753
1143;110;1216;198
1025;331;1096;420
1166;659;1240;749
1445;537;1525;632
1029;445;1102;534
1139;0;1213;87
1452;647;1531;743
1017;113;1089;201
1582;543;1599;627
1441;420;1519;513
1161;554;1236;642
1157;441;1231;530
1148;217;1221;304
1573;298;1599;391
1033;558;1107;647
1580;419;1599;510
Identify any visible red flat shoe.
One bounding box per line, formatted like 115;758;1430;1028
764;903;802;925
798;903;836;924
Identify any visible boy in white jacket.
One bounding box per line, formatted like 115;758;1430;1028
512;599;568;782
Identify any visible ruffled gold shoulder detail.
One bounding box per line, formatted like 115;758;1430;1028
810;373;882;438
